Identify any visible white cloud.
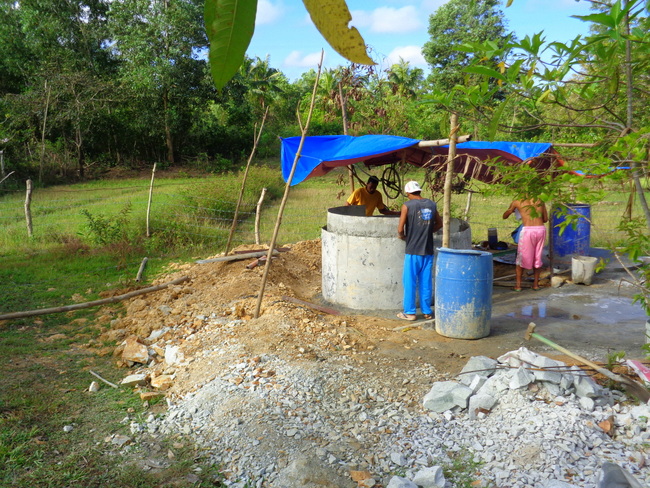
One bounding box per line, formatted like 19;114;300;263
354;6;424;34
256;0;283;26
284;51;326;68
420;0;448;15
385;45;427;67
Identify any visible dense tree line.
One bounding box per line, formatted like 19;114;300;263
0;0;517;185
1;0;646;191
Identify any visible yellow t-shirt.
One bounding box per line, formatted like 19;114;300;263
346;187;385;216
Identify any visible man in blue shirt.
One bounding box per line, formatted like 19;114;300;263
397;181;442;321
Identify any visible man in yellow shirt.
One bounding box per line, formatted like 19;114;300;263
346;176;400;216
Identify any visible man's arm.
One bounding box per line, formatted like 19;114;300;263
378;207;401;216
433;211;442;232
503;201;517;219
397;204;408;240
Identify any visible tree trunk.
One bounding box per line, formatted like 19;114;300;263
623;11;650;230
163;88;175;164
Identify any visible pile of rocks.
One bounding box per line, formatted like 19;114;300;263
422;347;618;417
125;340;650;488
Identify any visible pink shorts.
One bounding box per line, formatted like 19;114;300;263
516;226;546;269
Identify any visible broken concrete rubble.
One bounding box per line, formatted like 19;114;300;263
423;347;616;417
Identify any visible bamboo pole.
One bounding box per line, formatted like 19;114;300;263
463;191;472;221
196;249;279;264
254;51;324;319
0;276;190;321
418;134;470;147
442;114;459;248
225;108;269;255
25;179;33;238
339;81;355;195
255;187;267;245
146;163;156;238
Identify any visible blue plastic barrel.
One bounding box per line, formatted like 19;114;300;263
552;204;591;260
434;248;493;339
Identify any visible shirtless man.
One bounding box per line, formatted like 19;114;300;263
503;198;548;291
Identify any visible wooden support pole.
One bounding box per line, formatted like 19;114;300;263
196;249;279;264
418;134;471;147
146;163;156;238
255;187;267;245
25;179;33;238
135;257;148;282
0;276;189;321
254;51;324;319
225;108;269;256
463;190;472;221
442;114;459;248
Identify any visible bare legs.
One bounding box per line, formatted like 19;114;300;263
515;265;543;290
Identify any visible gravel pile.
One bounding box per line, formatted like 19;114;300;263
129;316;650;488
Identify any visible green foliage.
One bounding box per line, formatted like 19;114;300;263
205;0;258;90
80;203;133;246
422;0;514;92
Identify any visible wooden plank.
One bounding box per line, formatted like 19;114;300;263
281;296;341;315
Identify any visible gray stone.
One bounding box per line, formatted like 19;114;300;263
541;481;579;488
412;466;445;488
465;374;487;393
273;455;352;488
121;373;148;387
530;355;565;384
423;381;473;413
597;462;644;488
386;476;418;488
573;371;601;399
509;366;535;390
459;356;498;383
391;452;407;466
468;394;498;420
579;396;595;411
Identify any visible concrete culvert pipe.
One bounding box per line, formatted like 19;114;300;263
321;206;472;310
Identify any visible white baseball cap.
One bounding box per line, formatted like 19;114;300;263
404;181;421;194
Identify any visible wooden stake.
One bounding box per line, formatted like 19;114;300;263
254;51;324;319
255;187;267;245
146;163;156;238
135;257;148;282
225;108;269;256
0;276;189;321
89;370;119;389
442;114;459;248
25;179;33;238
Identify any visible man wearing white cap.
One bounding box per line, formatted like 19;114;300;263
396;181;442;321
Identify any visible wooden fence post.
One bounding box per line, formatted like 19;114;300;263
146;163;156;238
255;187;267;245
25;179;33;238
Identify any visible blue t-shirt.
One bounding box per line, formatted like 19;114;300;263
404;198;437;255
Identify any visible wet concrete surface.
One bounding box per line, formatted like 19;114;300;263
490;255;647;360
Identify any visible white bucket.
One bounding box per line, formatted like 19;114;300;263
571;256;598;285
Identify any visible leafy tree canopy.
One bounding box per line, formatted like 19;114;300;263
422;0;515;91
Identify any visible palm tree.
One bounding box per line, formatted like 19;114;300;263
387;59;424;98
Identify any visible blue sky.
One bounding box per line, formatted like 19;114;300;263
246;0;595;81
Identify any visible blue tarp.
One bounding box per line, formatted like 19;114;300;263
280;135;560;185
281;135;420;185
